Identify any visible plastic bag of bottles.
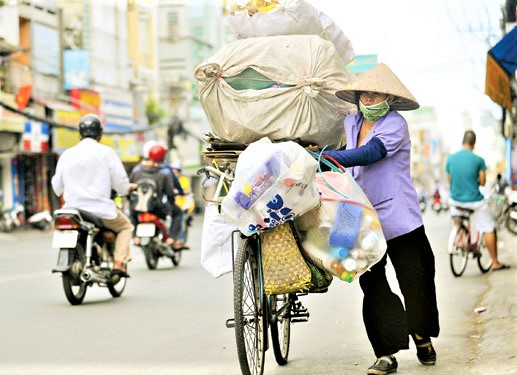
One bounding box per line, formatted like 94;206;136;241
222;137;320;236
295;171;387;283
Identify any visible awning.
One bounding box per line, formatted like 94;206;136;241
485;27;517;110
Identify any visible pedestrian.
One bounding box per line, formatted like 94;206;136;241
51;114;134;278
445;129;510;271
314;63;440;375
493;172;508;194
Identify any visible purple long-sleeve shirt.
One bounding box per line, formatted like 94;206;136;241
342;111;422;240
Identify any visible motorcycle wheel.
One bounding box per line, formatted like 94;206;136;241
143;246;159;270
505;212;517;235
171;250;182;266
62;246;87;305
108;276;127;297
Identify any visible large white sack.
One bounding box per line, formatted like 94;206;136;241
194;34;355;149
226;0;354;64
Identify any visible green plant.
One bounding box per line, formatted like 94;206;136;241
145;98;164;126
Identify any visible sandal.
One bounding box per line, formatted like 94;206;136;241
492;264;510;271
173;240;189;250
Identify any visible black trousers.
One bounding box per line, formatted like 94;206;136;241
359;225;440;357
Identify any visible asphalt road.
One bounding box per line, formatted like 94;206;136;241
0;210;514;375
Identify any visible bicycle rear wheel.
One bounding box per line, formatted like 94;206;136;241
476;235;492;273
448;225;469;277
234;238;267;375
269;294;291;365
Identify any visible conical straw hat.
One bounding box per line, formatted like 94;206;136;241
336;63;420;111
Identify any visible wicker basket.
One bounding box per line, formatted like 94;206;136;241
261;223;311;295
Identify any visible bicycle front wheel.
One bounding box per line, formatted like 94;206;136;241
269;294;291;365
448;225;469;277
476;235;492;273
234;238;267;375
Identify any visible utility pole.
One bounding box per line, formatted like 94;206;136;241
502;0;517;188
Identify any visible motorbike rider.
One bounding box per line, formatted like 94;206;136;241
51;114;134;278
129;143;188;250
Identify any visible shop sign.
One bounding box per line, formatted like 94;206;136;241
53;128;139;163
64;49;90;90
347;54;378;74
485;53;512;110
100;135;139;163
116;137;140;163
0;92;25;132
22;121;49;153
54;108;81;127
53;128;80;153
70;88;101;116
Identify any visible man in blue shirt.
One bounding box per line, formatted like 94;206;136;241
445;130;509;271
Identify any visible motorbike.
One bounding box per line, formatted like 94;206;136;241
51;208;127;305
0;203;24;232
28;210;53;230
135;212;182;270
431;190;443;213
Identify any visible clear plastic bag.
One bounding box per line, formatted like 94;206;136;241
222;138;320;236
295;170;387;283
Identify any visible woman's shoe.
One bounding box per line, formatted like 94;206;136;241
367;355;397;375
413;335;436;365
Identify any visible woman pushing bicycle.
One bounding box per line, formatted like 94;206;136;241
311;63;440;375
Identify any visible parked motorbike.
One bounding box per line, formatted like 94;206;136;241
135;212;182;270
28;210;53;230
51;208;127;305
0;203;24;232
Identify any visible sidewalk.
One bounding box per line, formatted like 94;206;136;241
471;230;517;375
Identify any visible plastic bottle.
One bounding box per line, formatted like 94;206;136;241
302;240;356;282
330;245;349;259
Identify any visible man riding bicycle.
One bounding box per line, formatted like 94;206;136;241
445;129;509;271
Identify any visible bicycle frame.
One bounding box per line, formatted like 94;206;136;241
449;206;492;277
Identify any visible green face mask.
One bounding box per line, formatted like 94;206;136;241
359;99;390;121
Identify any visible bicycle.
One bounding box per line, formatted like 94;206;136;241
199;152;322;375
447;205;493;277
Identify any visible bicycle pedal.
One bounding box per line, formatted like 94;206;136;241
225;318;235;328
291;310;310;319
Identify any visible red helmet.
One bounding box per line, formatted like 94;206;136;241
148;144;167;163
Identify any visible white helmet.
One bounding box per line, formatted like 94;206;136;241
171;160;183;170
142;140;158;159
